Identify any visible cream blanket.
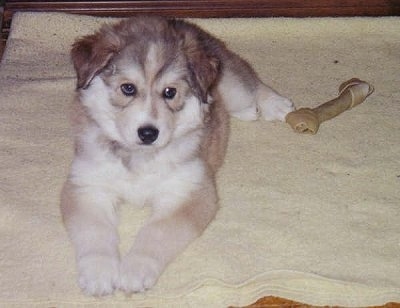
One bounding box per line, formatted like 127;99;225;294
0;13;399;307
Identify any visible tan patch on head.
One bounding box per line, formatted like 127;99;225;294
144;44;163;84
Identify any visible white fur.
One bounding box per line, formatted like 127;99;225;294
67;71;208;293
218;70;260;121
256;83;295;121
70;121;205;211
80;77;122;144
69;127;205;294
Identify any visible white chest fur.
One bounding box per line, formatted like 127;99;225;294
70;130;206;214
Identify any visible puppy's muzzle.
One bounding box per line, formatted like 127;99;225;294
138;125;159;145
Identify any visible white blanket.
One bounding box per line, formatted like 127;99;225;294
0;13;399;307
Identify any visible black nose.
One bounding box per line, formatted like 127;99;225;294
137;125;159;145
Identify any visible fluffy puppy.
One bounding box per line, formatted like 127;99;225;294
61;16;294;296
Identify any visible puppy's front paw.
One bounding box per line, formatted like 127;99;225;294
118;254;161;293
78;254;120;296
259;93;295;122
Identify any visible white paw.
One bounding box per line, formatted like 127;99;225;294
259;93;295;121
118;254;160;294
77;254;120;296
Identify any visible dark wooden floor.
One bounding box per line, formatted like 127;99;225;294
3;0;400;19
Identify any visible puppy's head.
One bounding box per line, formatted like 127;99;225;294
71;17;220;150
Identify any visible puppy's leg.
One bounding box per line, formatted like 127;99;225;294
255;82;295;121
218;54;294;122
118;182;218;293
61;181;120;296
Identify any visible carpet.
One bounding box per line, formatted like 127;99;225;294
0;12;399;307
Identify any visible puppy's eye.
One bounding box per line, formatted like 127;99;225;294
163;87;177;99
120;83;137;96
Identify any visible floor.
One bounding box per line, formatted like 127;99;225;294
242;297;400;308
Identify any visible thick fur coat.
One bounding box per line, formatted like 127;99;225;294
61;16;294;296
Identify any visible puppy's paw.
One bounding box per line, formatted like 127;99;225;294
77;254;120;296
118;254;160;294
259;93;295;122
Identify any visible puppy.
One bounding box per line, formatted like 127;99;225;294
61;16;294;296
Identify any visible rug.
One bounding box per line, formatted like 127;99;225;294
0;12;399;307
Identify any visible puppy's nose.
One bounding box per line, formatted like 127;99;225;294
137;125;159;145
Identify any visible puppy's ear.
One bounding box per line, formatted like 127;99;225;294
71;27;122;89
179;25;221;103
187;52;220;104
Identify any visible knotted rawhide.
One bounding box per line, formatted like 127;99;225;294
286;78;374;134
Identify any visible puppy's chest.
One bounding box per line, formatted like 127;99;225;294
116;155;205;208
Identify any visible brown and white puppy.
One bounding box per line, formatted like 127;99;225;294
61;16;294;296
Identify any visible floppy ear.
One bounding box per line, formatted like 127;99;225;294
71;28;122;89
179;25;221;103
186;51;220;104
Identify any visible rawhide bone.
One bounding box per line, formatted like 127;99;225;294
285;78;374;134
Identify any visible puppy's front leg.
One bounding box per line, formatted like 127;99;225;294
118;185;218;293
61;181;120;296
